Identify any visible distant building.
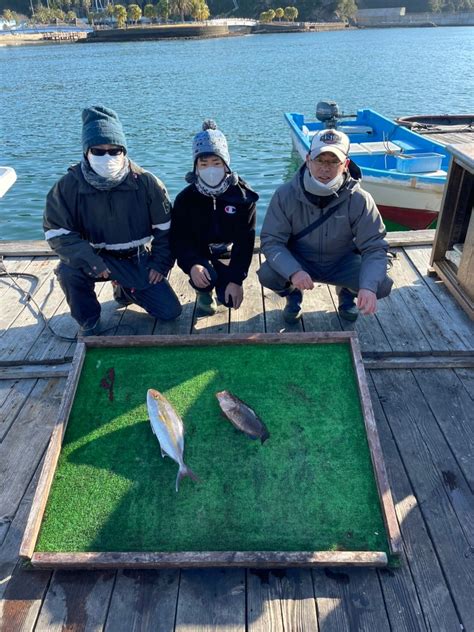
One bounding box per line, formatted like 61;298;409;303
0;19;17;30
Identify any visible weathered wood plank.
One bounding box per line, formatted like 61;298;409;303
312;568;391;631
247;568;319;632
411;369;474;489
372;253;432;353
34;570;115;631
0;378;65;530
404;245;474;348
103;569;179;632
0;378;36;443
388;249;468;350
325;284;392;353
0;259;48;339
247;569;284;631
454;368;474;400
0;257;35;302
0;258;67;361
363;355;474;369
175;569;245;631
371;370;474;626
0;365;70;380
0;241;52;257
0;458;52;630
369;375;460;632
386;230;435;247
230;253;265;334
30;551;388;570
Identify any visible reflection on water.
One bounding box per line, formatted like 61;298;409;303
1;27;472;239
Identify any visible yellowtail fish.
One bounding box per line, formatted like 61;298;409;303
216;390;270;444
146;389;198;492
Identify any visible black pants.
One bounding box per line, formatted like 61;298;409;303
188;259;236;308
55;260;182;328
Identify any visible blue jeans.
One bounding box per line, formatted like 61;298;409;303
257;252;392;303
55;262;182;328
187;259;237;308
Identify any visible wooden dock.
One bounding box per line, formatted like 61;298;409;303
1;233;473;631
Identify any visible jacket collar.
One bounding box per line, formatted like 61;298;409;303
291;164;358;210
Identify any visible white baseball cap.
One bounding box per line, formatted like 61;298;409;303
309;129;350;163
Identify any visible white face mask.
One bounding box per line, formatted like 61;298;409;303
304;166;345;196
88;152;126;179
198;166;226;188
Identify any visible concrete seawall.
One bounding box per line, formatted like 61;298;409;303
356;10;474;28
86;24;229;42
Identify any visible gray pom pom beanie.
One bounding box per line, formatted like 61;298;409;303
192;119;230;168
81;105;127;154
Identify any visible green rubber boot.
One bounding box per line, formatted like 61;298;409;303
196;291;217;316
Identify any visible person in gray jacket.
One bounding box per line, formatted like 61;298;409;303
258;129;393;323
43;105;181;336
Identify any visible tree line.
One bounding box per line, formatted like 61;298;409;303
1;0;473;25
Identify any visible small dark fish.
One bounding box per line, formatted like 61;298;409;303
216;391;270;444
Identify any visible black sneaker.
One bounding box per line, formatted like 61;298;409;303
113;283;132;307
338;304;359;322
283;289;303;324
337;288;358;322
79;317;101;337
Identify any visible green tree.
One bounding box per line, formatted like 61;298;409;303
144;2;155;18
267;8;275;20
105;2;115;16
274;7;284;20
113;3;127;26
190;0;209;19
259;10;269;21
82;0;91;15
2;8;15;21
284;5;298;20
127;3;141;22
335;0;357;21
156;0;169;20
65;9;76;19
169;0;193;21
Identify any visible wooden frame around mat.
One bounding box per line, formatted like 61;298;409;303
20;332;402;569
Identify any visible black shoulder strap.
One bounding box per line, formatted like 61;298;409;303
291;202;342;243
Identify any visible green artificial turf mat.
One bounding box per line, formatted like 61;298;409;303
36;343;389;555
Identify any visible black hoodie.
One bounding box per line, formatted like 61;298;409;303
171;178;258;285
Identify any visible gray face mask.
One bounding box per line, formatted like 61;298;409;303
303;165;345;197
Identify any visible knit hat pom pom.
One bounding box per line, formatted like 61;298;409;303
202;119;217;131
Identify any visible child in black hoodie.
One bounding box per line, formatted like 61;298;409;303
171;120;258;315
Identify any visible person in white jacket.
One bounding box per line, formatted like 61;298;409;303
258;129;393;323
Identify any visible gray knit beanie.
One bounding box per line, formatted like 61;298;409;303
81;105;127;154
192;120;230;168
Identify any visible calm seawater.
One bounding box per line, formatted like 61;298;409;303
1;27;473;240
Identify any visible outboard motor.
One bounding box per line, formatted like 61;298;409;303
316;101;340;129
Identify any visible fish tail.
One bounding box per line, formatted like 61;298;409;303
175;464;199;492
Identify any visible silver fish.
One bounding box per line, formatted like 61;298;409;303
216;390;270;444
146;388;198;492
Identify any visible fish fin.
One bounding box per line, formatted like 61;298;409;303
175;465;199;492
160;448;167;458
260;431;270;445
